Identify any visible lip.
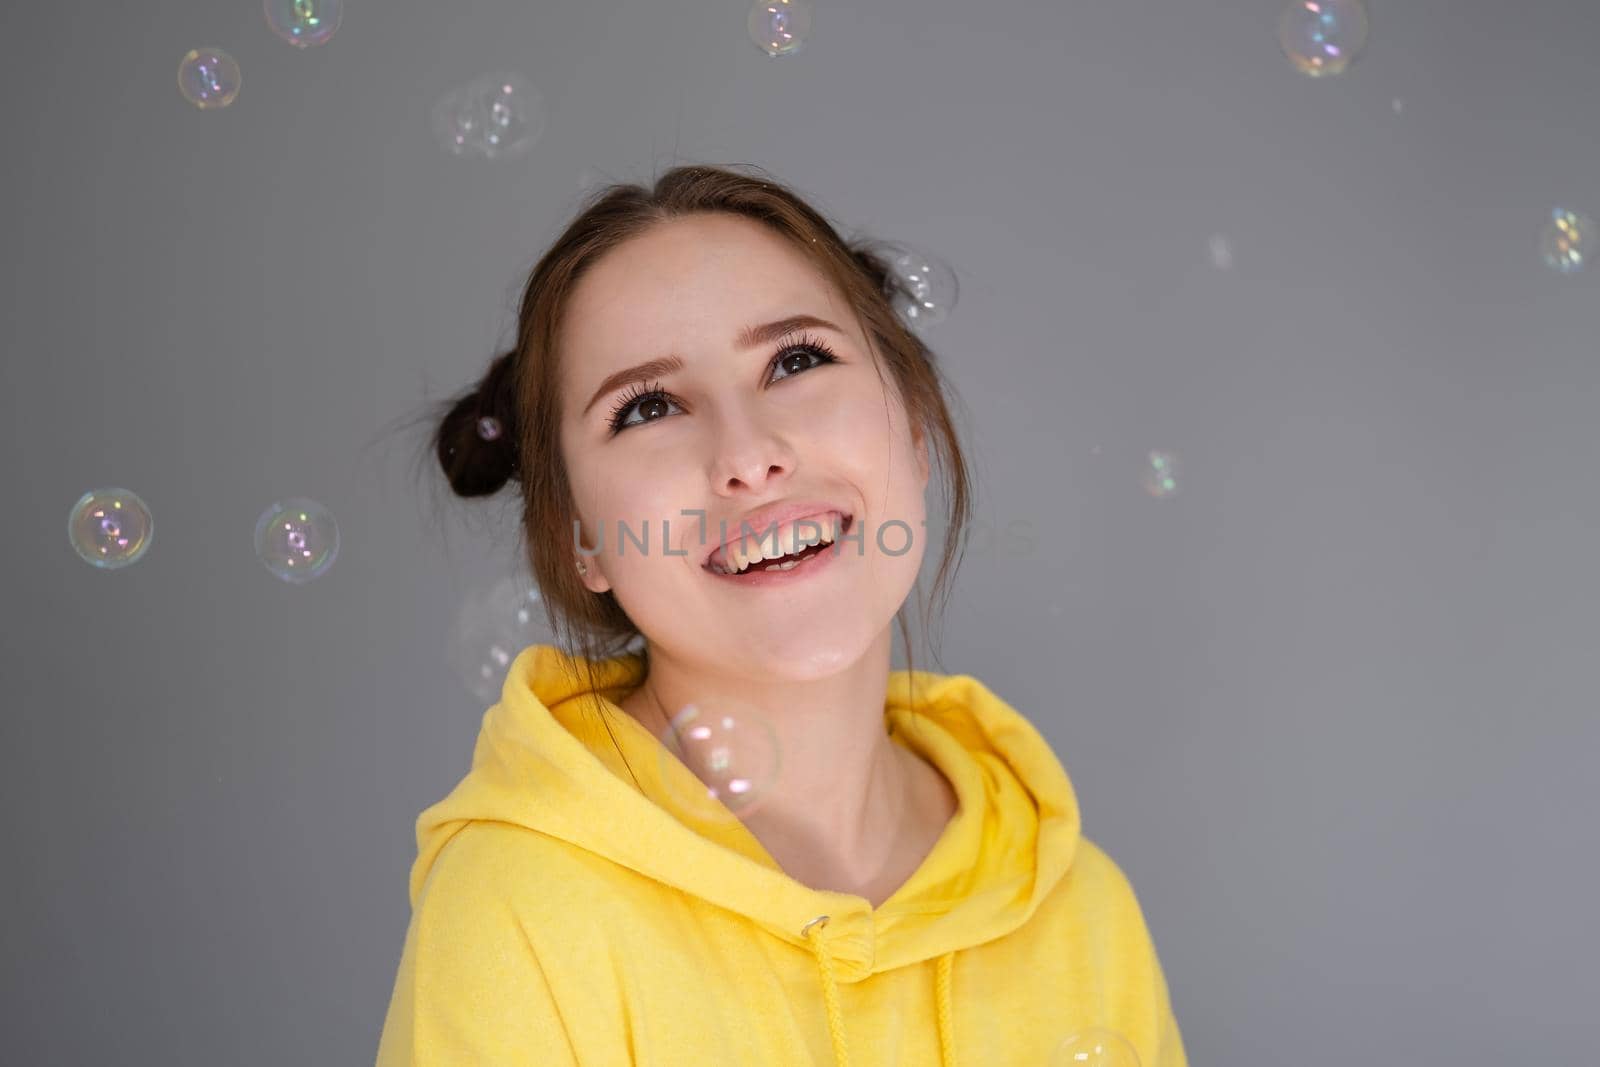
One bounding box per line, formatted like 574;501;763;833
701;501;853;569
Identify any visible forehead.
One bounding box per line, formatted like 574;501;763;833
561;213;841;360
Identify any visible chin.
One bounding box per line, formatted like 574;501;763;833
740;614;891;681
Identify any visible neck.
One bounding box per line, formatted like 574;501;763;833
623;627;919;887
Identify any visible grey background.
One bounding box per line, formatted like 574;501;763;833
5;0;1597;1063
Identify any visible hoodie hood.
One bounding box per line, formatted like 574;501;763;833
407;643;1085;1067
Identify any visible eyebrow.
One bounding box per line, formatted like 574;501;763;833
581;313;842;417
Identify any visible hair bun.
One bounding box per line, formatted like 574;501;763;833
436;349;520;498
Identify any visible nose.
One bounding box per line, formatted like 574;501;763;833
720;460;788;493
709;412;799;494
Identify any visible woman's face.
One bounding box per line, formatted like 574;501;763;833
558;212;931;680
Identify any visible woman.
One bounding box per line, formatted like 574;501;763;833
376;164;1187;1066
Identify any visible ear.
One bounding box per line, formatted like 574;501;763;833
578;558;611;595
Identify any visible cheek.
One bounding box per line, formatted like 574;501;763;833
817;390;889;456
562;473;602;533
884;486;929;547
596;483;699;557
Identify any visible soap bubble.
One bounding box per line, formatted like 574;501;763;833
433;86;490;156
1141;449;1181;499
1278;0;1368;78
478;73;544;159
1539;207;1592;274
749;0;814;57
254;497;339;584
448;575;549;704
880;243;958;330
68;488;154;569
178;48;242;109
265;0;342;48
657;700;782;821
431;85;483;157
1050;1027;1142;1066
432;72;545;160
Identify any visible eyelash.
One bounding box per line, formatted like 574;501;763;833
604;331;841;436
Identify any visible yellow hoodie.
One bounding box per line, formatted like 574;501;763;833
376;644;1187;1066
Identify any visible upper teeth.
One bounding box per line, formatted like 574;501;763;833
714;512;843;574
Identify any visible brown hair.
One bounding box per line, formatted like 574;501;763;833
418;163;974;786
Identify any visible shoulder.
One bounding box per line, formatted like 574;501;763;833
420;821;606;908
1059;836;1174;998
1057;835;1162;934
416;821;661;958
379;827;589;1066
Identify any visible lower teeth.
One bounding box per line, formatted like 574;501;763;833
730;545;823;576
736;556;803;575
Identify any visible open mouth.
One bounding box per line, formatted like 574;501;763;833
703;513;854;576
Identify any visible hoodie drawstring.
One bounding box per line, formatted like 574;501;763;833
801;916;958;1067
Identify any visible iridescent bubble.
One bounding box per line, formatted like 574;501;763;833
1141;449;1181;499
1278;0;1368;78
254;497;339;584
448;576;549;704
430;85;485;157
657;700;782;822
265;0;342;48
1050;1027;1142;1067
748;0;814;57
431;73;546;160
476;415;503;441
1539;207;1592;274
475;73;545;160
178;48;242;110
68;488;154;569
881;243;958;329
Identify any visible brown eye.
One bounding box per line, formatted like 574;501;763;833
605;336;840;436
